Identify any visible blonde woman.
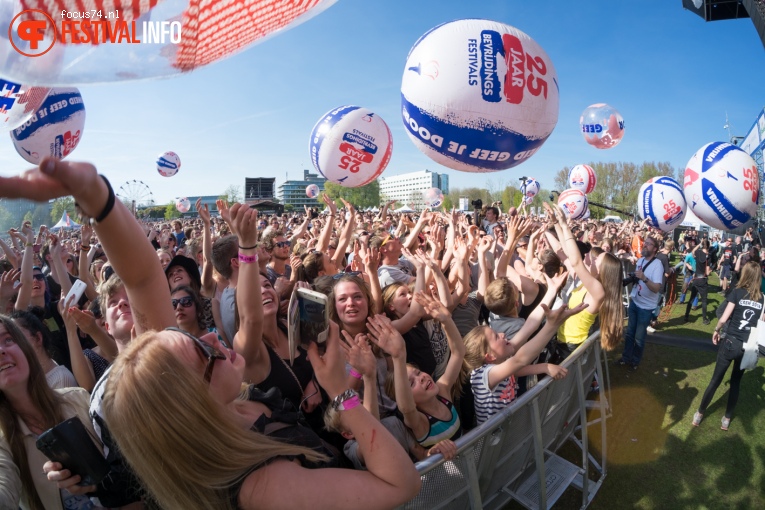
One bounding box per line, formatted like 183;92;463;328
1;159;421;510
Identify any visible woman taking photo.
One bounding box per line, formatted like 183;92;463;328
2;159;421;510
0;315;99;509
693;261;763;431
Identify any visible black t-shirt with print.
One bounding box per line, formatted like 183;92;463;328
720;247;735;267
724;288;764;343
693;251;707;278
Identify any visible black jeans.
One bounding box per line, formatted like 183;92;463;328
685;277;708;321
698;337;745;418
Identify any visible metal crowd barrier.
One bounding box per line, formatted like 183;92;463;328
399;332;608;510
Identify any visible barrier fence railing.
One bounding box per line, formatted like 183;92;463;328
398;331;608;510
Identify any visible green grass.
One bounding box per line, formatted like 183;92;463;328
651;271;724;338
550;344;765;510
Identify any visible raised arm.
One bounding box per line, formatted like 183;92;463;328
60;297;96;391
390;248;427;334
332;200;357;269
414;292;465;395
47;232;73;298
316;194;338;254
487;302;587;389
196;198;216;299
403;210;429;251
366;314;429;438
0;237;18;269
544;203;604;312
77;224;98;301
13;226;35;311
363;246;383;314
230;204;269;376
0;158;176;333
476;236;493;301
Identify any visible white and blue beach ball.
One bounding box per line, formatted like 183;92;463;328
401;19;558;173
683;142;759;231
638;177;687;232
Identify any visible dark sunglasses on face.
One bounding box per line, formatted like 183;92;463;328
171;296;194;309
32;274;45;281
275;241;290;248
165;327;226;383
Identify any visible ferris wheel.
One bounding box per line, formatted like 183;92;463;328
117;180;155;213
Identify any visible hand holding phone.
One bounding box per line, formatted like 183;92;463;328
36;417;109;486
65;279;87;306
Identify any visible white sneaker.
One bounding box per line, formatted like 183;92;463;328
646;326;656;334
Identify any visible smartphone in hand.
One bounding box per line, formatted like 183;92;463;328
36;417;109;486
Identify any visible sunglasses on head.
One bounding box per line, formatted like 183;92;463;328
332;271;362;280
172;296;194;309
275;241;290;248
380;234;393;247
165;327;226;383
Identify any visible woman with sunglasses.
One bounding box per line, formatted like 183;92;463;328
171;285;214;344
7;164;420;509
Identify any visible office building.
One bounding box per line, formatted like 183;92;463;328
277;169;327;209
379;170;449;209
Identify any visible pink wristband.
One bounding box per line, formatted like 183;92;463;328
238;253;258;264
349;368;362;380
339;395;361;411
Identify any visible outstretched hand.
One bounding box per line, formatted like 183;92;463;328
229;203;258;248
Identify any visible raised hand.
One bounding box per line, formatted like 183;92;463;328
542;302;587;328
364;246;380;273
340;331;377;378
413;291;449;322
306;321;347;399
229;203;258;248
366;314;406;360
544;270;569;292
0;269;21;304
322;194;338;216
216;199;237;236
196;198;211;226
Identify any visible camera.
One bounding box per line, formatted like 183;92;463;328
471;198;483;209
623;272;639;287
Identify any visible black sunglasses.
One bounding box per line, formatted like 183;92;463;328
275;241;290;248
171;296;194;309
165;327;226;383
32;274;45;281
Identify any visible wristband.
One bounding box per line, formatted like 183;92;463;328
25;242;33;247
238;253;258;264
80;245;91;251
331;389;360;411
349;368;362;380
238;243;258;250
338;395;361;411
92;175;115;225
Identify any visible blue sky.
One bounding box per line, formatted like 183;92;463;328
1;0;764;205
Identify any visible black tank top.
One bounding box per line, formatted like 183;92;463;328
256;345;314;409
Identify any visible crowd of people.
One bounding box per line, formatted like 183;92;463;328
0;158;761;509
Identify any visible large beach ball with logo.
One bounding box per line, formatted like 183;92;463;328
638;176;687;232
401;19;559;173
568;164;596;194
0;0;337;85
520;178;541;197
0;79;51;132
306;184;320;198
10;88;85;164
309;106;393;188
580;103;625;149
683;142;759;231
423;187;444;208
157;151;181;177
176;197;191;213
557;188;588;220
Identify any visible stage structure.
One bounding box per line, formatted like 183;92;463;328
682;0;765;48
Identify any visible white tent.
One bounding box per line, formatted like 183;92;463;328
393;206;415;213
51;212;81;230
679;208;711;230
